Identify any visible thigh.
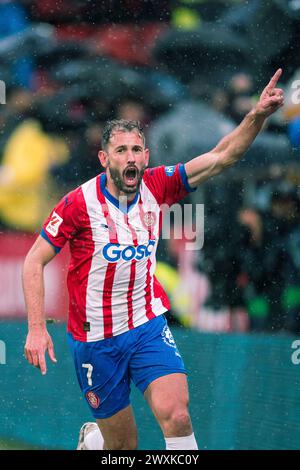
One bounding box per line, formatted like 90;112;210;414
67;333;131;419
129;315;187;395
144;373;191;437
144;372;189;412
96;404;137;450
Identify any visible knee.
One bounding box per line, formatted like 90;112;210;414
158;406;192;436
169;409;192;435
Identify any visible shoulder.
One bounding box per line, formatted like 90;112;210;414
142;164;183;191
65;176;99;209
53;177;97;223
143;164;183;181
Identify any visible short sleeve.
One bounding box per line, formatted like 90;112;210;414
41;190;79;253
142;163;196;206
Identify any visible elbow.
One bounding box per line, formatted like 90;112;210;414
22;253;34;279
23;252;43;277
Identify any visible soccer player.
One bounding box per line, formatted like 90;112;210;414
23;70;284;450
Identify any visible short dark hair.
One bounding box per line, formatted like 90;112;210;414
101;119;145;150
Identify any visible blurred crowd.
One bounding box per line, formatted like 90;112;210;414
1;0;300;334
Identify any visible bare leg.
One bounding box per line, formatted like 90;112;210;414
96;404;138;450
144;373;192;438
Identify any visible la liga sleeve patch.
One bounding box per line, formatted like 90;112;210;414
45;211;63;237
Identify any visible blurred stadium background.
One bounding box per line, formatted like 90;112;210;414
1;0;300;450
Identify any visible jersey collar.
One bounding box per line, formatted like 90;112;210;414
100;173;140;214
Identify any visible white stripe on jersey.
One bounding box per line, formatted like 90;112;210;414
105;201;133;334
80;175;168;340
82;177;109;341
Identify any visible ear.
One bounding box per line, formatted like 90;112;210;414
98;150;108;168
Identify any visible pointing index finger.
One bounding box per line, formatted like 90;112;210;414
266;68;282;90
38;352;47;375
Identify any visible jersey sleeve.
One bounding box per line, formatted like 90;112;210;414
41;189;79;253
143;163;196;206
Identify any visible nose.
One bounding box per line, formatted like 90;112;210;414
127;151;136;163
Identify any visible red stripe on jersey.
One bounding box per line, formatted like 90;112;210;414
96;175;118;339
124;214;138;330
144;258;155;320
153;274;171;310
102;263;117;338
67;186;94;341
138;198;155;320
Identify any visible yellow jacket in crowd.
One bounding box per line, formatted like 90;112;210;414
0;119;69;231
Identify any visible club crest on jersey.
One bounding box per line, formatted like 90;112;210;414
161;325;176;349
165;165;175;176
143;211;156;229
86;391;100;409
46;211;63;237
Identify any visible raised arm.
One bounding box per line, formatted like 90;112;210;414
23;236;58;375
185;69;284;188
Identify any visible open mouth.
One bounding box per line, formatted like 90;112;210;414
123;166;138;186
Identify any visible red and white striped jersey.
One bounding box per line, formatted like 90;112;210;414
41;163;195;341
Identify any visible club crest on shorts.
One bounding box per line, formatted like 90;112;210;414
86;391;100;409
161;325;176;348
143;211;156;229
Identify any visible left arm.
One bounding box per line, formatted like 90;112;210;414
185;69;284;188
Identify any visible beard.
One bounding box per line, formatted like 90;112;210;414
108;163;146;194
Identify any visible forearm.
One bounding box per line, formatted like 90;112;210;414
23;238;58;374
186;69;283;188
22;258;46;330
215;107;266;166
186;108;267;187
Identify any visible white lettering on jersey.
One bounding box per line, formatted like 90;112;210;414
46;211;63;237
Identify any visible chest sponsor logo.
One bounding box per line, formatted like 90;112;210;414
46;211;63;237
102;240;155;262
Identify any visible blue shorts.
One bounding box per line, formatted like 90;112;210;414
67;315;186;419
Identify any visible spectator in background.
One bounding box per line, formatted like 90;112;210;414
284;195;300;334
84;122;105;179
0;118;69;231
288;116;300;152
170;0;231;30
155;228;209;328
0;87;34;152
201;207;250;333
238;186;300;333
226;72;255;123
53;122;104;187
116;98;150;128
0;0;33;88
265;188;300;333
